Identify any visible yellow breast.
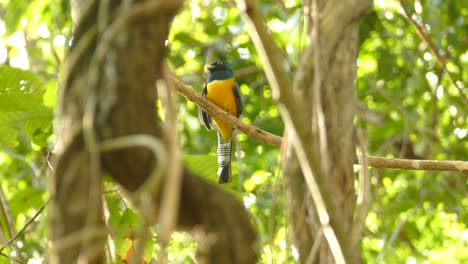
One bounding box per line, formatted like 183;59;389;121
206;78;238;142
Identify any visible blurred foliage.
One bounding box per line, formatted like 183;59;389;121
0;0;466;263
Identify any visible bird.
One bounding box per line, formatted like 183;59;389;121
198;61;243;184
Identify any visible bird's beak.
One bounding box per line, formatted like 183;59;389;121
206;64;216;71
204;65;212;75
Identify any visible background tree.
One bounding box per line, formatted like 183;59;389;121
0;0;467;263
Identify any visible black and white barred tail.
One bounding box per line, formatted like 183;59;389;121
217;131;232;183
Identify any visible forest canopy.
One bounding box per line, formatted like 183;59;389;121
0;0;467;263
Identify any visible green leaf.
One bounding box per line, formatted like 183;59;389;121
183;154;240;182
183;154;242;197
0;66;52;146
9;187;45;220
0;66;46;110
183;154;219;182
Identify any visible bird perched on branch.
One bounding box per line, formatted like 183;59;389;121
198;61;243;183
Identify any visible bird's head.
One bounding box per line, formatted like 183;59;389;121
206;61;233;81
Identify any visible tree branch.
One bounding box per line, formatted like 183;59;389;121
0;200;48;254
169;73;282;148
172;75;468;174
367;156;468;173
398;0;468;105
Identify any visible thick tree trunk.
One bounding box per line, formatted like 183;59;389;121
283;0;371;263
49;1;257;263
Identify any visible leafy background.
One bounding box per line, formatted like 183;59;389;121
0;0;466;263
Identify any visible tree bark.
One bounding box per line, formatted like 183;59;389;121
49;1;257;263
283;0;371;263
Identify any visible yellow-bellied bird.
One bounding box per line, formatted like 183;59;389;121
198;61;243;183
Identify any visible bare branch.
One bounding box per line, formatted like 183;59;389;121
0;182;23;260
170;73;282;148
398;0;468;105
0;252;25;264
0;200;48;254
367;156;468;172
173;76;468;173
235;1;291;105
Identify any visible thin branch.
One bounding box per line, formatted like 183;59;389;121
234;0;292;105
289;130;346;264
0;200;49;254
170;74;282;148
176;76;466;173
306;227;323;264
398;0;468;105
377;203;421;262
0;148;41;177
0;252;25;264
171;71;468;173
0;182;22;260
367;156;468;172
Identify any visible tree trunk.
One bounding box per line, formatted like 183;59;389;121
283;0;371;263
49;1;257;263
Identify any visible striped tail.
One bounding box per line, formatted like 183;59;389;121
217;131;232;183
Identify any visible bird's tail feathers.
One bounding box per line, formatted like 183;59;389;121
217;132;232;183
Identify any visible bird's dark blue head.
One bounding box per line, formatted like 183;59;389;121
206;61;234;82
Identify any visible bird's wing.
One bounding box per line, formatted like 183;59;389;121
198;82;215;130
234;80;243;116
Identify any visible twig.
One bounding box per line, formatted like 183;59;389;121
306;226;323;264
0;199;49;254
234;0;291;101
0;252;25;264
398;0;468;105
289;130;346;264
0;148;40;177
377;203;421;262
170;75;282;148
0;182;22;259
